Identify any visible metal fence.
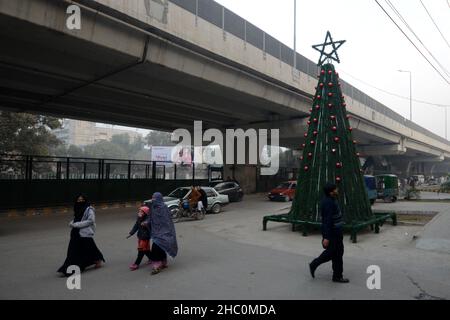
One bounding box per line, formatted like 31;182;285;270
0;154;220;209
168;0;450;147
0;154;214;181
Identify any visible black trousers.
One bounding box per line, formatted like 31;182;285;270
134;251;152;265
150;243;167;262
311;232;344;279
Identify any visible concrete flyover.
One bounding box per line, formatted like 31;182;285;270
0;0;449;182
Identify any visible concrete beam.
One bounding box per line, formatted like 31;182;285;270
405;140;445;157
410;155;445;162
349;118;401;144
358;144;407;156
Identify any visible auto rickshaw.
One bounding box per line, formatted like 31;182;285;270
375;174;399;202
364;175;377;205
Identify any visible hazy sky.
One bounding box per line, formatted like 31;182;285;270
214;0;450;138
110;0;450;139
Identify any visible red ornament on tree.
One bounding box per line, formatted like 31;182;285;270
336;162;342;168
321;70;325;75
328;82;333;87
328;103;333;108
328;92;333;97
309;108;313;113
334;137;340;143
330;115;336;120
328;70;332;75
301;143;306;148
319;83;324;88
313;118;318;123
349;127;353;132
308;152;313;158
331;148;337;154
310;140;315;145
307;120;311;125
332;126;337;131
315;105;320;110
304;165;309;171
316;95;321;100
356;152;361;157
313;131;318;136
304;133;308;137
300;156;304;160
336;176;342;182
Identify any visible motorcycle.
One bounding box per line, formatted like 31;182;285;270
171;199;206;223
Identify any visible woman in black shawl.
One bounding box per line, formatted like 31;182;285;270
57;195;105;276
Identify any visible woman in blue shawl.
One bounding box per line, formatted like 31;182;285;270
146;192;178;274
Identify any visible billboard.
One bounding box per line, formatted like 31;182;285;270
151;146;192;164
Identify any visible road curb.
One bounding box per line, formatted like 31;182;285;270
0;201;143;219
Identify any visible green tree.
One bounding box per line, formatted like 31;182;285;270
131;135;146;154
111;133;131;151
134;149;151;161
84;140;128;159
440;179;450;193
145;130;174;147
111;133;145;159
53;144;85;157
67;145;85;157
0;111;62;155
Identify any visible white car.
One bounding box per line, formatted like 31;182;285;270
144;187;229;215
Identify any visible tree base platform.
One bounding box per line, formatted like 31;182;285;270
262;212;397;243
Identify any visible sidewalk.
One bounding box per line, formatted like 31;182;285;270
416;208;450;254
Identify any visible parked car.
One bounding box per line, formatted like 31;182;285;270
208;181;244;202
144;187;229;215
268;181;297;202
364;175;377;205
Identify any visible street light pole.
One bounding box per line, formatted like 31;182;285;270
398;70;412;121
446;106;448;140
409;71;412;122
293;0;297;70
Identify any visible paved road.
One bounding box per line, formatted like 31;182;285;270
0;195;449;300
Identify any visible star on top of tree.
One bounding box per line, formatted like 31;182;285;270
312;31;346;66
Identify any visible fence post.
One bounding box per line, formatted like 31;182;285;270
98;159;102;179
26;155;32;180
152;162;156;180
106;163;110;179
57;161;62;179
174;163;177;180
66;158;70;180
128;160;131;180
83;162;87;179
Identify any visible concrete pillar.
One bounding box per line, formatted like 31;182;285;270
222;131;258;194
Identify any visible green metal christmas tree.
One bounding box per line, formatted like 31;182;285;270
263;32;396;242
290;31;372;224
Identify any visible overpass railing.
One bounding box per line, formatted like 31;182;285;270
168;0;449;147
